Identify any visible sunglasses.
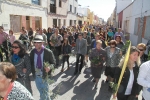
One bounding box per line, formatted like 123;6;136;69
110;43;115;45
139;49;144;51
34;42;42;44
12;46;19;49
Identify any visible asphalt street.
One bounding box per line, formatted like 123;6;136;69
31;56;142;100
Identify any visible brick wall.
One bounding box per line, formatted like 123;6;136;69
21;16;26;29
32;16;35;31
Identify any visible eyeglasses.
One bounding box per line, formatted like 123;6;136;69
110;43;115;45
12;46;19;49
139;49;144;51
34;42;42;44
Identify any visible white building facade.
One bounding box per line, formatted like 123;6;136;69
47;0;68;28
116;0;133;28
66;0;78;27
122;0;150;46
0;0;48;32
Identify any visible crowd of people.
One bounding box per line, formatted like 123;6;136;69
0;24;150;100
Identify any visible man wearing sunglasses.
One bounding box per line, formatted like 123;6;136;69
74;33;87;75
30;35;56;100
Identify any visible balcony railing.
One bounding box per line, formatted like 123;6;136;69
50;5;56;13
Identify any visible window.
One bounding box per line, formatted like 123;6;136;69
50;0;56;13
144;16;150;39
70;20;72;26
10;15;21;33
70;5;72;12
26;16;30;20
53;19;57;27
74;7;76;14
59;0;62;7
50;0;55;5
64;19;66;26
134;18;139;35
58;19;61;28
74;20;76;25
32;0;40;5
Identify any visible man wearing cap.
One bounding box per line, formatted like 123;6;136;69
74;33;87;75
30;35;56;100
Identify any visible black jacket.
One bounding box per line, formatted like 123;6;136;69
140;53;148;63
30;48;56;79
114;63;141;96
62;44;72;54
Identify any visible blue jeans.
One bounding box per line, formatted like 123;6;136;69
35;76;51;100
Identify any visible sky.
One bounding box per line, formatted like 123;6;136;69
78;0;116;21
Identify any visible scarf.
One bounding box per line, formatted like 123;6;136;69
12;54;20;64
34;46;44;69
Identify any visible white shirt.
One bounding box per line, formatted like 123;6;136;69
9;35;15;44
125;69;134;95
137;61;150;100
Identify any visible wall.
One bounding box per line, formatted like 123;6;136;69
0;0;47;31
57;0;68;16
118;11;123;28
90;12;94;24
66;0;78;27
122;0;150;46
116;0;133;14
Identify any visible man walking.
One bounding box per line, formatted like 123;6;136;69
30;35;56;100
0;26;9;61
74;33;87;75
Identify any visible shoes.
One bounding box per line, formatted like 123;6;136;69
61;69;64;72
106;80;109;83
94;83;98;89
74;72;77;75
92;79;96;83
67;67;70;70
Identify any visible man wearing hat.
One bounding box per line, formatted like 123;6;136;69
30;35;56;100
74;33;87;75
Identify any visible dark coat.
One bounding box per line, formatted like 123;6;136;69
62;44;72;54
30;48;56;79
114;63;141;96
140;53;148;64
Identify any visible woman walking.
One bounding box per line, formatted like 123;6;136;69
61;38;72;72
10;40;32;94
115;35;124;49
105;40;121;88
113;46;141;100
89;40;106;89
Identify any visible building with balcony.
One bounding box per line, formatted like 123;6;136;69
0;0;48;33
66;0;78;27
47;0;68;28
